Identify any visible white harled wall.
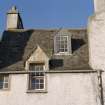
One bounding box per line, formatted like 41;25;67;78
0;73;98;105
88;12;105;70
88;1;105;103
94;0;105;13
88;0;105;71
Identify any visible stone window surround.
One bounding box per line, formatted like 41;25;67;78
27;62;47;93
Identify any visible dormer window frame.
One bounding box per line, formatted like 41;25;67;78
54;31;72;55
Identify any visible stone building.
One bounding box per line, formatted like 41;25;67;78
0;0;105;105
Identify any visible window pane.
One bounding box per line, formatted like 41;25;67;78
56;37;60;41
63;37;67;41
56;35;68;53
0;75;9;89
60;49;64;52
30;64;44;71
35;84;39;89
30;77;44;89
31;83;35;89
29;64;35;71
60;40;65;43
35;66;39;71
60;44;64;49
40;79;44;83
40;84;44;89
29;74;45;90
4;83;8;89
39;66;43;71
29;64;45;90
0;76;4;81
31;78;35;83
35;72;40;76
0;81;3;89
35;79;39;84
39;72;44;76
64;47;67;51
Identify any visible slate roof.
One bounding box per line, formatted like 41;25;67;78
0;29;92;72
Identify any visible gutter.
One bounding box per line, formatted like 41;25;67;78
0;70;103;74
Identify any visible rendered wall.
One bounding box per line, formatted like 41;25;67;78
88;12;105;70
94;0;105;13
88;11;105;105
101;73;105;103
0;73;99;105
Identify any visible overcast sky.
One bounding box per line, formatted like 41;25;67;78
0;0;94;34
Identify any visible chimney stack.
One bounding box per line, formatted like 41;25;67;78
6;6;24;30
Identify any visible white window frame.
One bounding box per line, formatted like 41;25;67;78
56;35;69;53
0;74;9;90
28;63;47;92
54;34;71;55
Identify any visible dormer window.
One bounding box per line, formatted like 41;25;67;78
54;29;72;54
55;35;68;53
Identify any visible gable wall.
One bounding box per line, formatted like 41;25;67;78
88;11;105;105
94;0;105;13
88;13;105;70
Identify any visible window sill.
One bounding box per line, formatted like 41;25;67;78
0;88;10;91
54;52;72;56
26;90;48;93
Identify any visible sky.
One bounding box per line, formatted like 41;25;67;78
0;0;94;34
